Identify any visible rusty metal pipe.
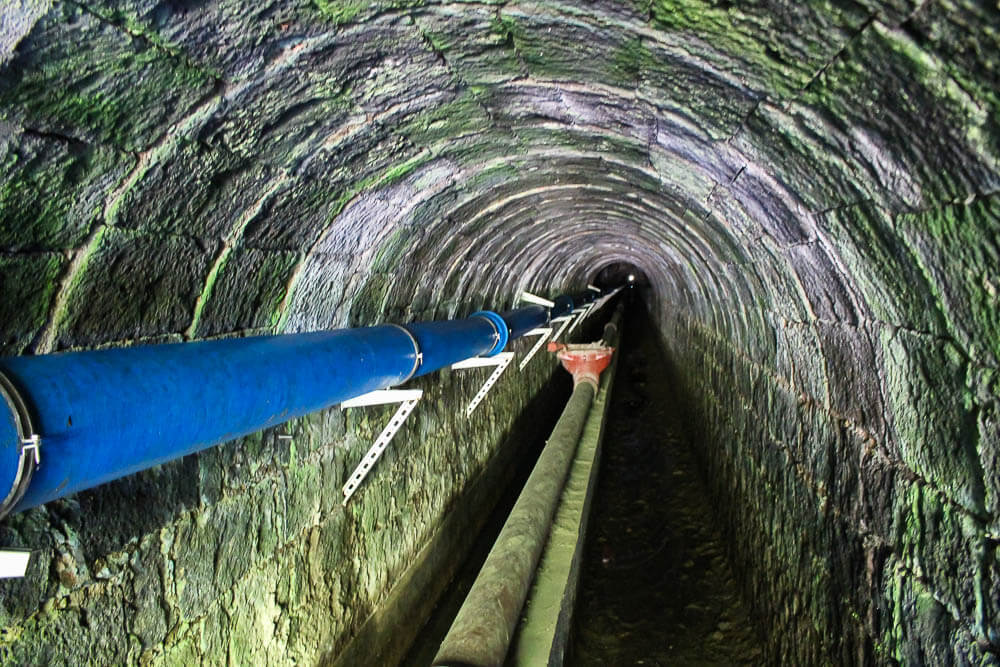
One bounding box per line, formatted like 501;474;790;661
432;329;617;666
432;381;595;666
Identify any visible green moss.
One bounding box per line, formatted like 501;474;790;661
895;199;1000;363
491;13;520;40
312;0;366;25
819;203;948;334
187;246;232;337
400;90;491;148
463;163;523;192
192;248;301;337
875;23;999;164
79;5;222;79
347;273;391;325
0;253;66;354
883;328;986;514
54;227;216;347
376;153;427;188
799;23;997;205
421;29;449;55
314;0;431;23
649;0;731;35
612;37;651;82
325;152;431;223
0;34;213;151
370;228;409;274
647;0;809;97
0;141;117;250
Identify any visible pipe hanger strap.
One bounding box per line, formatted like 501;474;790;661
386;324;423;382
0;370;38;520
471;311;509;356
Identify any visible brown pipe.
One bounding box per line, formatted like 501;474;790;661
432;380;597;666
431;307;623;666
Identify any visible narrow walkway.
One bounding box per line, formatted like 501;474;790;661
569;303;764;665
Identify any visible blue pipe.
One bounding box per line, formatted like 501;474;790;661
0;310;509;514
499;306;549;339
406;312;507;378
0;290;598;516
551;295;574;318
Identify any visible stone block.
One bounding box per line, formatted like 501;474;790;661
129;543;168;650
0;3;214;152
193;247;299;337
815;321;886;437
0;129;128;251
172;511;220;619
773;322;828;404
55;228;218;348
114;144;271;239
0;252;64;355
817;202;948;333
881;328;986;514
893;482;986;624
880;562;989;665
895;199;1000;367
733;104;875;213
977;397;1000;523
413;5;524;84
800;24;999;207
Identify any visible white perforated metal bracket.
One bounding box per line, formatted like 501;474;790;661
566;304;594;337
0;549;31;578
519;291;555;308
341;389;423;505
518;327;552;371
549;314;574;343
451;352;514;416
593;287;623;311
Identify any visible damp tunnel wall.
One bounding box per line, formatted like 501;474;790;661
1;0;999;664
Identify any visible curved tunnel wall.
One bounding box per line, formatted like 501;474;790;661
1;0;998;663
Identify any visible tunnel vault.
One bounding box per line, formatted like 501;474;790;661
1;0;999;664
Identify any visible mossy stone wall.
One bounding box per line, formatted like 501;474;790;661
1;0;998;662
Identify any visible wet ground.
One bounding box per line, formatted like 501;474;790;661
568;303;764;666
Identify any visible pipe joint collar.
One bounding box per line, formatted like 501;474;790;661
0;369;39;520
386;324;423;382
471;310;509;357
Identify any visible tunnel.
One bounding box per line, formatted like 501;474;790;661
0;0;998;664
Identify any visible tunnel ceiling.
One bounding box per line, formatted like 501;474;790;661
0;0;995;355
1;3;999;445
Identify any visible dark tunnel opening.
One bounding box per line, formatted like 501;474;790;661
591;262;650;291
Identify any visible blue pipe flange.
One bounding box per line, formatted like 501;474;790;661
0;369;39;520
471;311;509;356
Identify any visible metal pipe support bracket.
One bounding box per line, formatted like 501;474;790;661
451;353;514;416
340;389;424;505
